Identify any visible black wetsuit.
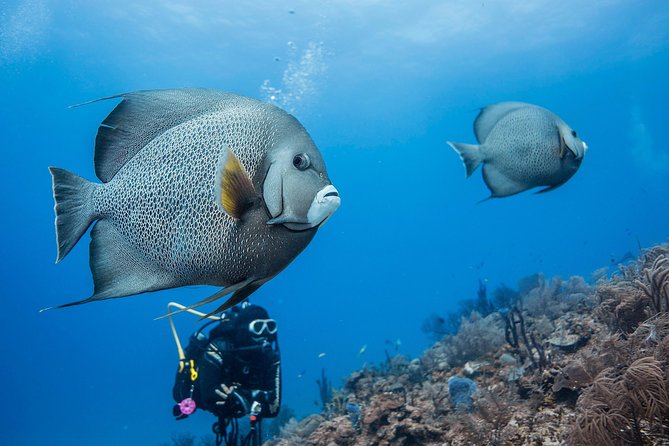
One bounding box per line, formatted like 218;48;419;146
172;315;281;420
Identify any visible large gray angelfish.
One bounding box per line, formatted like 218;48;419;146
46;89;340;314
448;102;587;198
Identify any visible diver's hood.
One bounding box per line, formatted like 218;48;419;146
232;304;277;347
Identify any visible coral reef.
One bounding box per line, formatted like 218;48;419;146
265;243;669;445
265;405;297;441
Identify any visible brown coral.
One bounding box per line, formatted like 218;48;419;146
569;358;669;445
595;280;649;333
634;255;669;314
265;243;669;446
620;357;669;428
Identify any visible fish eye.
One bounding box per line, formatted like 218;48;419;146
292;153;310;170
571;130;577;138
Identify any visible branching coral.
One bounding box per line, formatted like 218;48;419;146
524;275;563;319
569;358;669;445
620;357;669;428
595;279;649;333
597;251;669;333
315;368;332;411
421;380;449;415
503;307;547;370
440;312;505;367
325;386;347;417
634;255;669;314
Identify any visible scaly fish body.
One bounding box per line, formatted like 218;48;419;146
94;113;313;286
47;89;340;313
449;102;587;198
481;106;578;188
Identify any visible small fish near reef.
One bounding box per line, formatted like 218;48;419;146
448;102;587;198
45;89;340;314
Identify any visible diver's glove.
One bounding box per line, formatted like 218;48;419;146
215;384;236;405
215;384;248;417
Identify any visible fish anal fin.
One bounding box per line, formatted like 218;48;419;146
218;148;259;219
482;164;528;198
42;220;178;311
89;220;176;300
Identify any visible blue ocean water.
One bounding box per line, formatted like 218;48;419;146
1;1;668;445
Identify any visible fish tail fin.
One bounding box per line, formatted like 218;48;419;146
448;142;483;177
49;167;97;262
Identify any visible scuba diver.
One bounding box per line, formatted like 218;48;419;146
170;302;281;446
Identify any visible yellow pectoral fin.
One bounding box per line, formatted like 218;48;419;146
219;148;258;219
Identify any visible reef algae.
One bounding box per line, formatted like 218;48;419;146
266;243;669;446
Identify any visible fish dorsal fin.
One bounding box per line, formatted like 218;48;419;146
474;102;530;143
75;89;238;183
218;147;259;219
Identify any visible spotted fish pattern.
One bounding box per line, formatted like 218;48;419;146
449;102;587;198
47;89;339;313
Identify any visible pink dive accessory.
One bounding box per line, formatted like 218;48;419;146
178;398;196;415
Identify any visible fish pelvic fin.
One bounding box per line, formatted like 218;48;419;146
39;297;97;313
535;181;567;194
49;167;98;263
217;147;260;219
154;278;262;320
447;142;483;177
205;281;263;318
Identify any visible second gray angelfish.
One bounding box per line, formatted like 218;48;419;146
448;102;587;198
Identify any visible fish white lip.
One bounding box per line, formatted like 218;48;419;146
307;185;340;226
267;185;340;229
582;141;588;152
317;185;340;202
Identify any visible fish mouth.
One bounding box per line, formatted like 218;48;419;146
266;185;340;231
308;185;341;226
